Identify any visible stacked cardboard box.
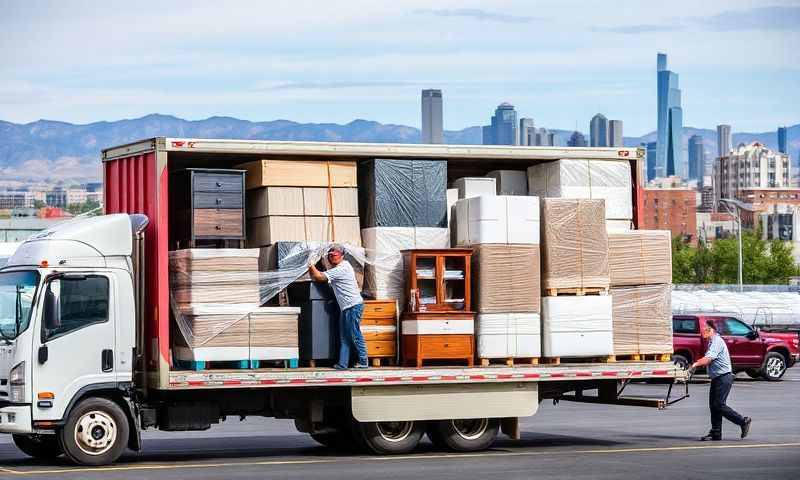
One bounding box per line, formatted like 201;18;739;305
169;249;260;307
453;195;541;360
527;159;632;231
239;159;361;246
608;230;673;356
486;170;528;196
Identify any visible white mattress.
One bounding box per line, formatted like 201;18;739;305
455;195;540;246
401;319;474;335
453;177;497;199
541;296;613;357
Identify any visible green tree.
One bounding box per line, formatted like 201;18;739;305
671;236;696;283
766;240;800;283
693;240;714;283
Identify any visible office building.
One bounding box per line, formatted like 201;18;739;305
688;135;704;181
590;113;608;147
778;126;788;154
568;131;588;147
656;53;683;178
716;124;732;157
482;102;518;146
519;118;535;146
421;89;443;144
713;142;791;209
643;142;657;181
608;120;623;147
547;132;556;147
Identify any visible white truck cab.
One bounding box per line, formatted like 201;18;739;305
0;214;144;464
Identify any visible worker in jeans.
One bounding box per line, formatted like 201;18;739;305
691;322;751;441
309;244;368;370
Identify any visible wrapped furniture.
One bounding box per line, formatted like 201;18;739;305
611;284;673;356
476;313;541;364
455;195;540;246
169;249;260;306
452;177;496;199
471;245;540;314
239;159;357;190
486;170;528;196
608;230;672;286
541;296;614;358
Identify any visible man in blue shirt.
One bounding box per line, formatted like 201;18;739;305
691;321;752;441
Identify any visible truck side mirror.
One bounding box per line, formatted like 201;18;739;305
746;330;758;340
43;282;61;331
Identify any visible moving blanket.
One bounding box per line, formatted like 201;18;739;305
608;230;672;286
540;198;610;291
611;284;673;355
541;295;614;357
472;244;541;313
527;159;632;221
359;159;447;228
476;313;541;358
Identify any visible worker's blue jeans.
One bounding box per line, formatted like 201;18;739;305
337;303;368;368
709;372;745;435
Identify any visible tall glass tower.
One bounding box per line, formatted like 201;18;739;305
688;135;704;181
482;103;518;145
656;53;683;178
590;113;608;147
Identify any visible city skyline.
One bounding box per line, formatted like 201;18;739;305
1;2;798;136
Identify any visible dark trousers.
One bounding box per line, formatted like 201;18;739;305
709;372;746;435
337;304;367;367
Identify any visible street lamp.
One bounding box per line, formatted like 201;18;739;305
719;198;754;292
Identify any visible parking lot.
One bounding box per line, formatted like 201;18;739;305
1;369;798;479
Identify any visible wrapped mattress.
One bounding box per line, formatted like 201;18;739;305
541;296;613;357
169;249;260;305
540;199;609;291
472;244;540;313
476;313;541;358
608;230;672;286
527;159;632;221
455;195;540;246
611;284;673;355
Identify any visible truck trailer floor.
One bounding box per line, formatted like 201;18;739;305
1;369;798;479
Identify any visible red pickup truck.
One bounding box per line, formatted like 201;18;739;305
672;314;800;381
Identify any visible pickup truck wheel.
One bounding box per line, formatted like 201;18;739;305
745;368;762;379
351;420;424;455
427;418;499;452
59;397;129;466
761;352;787;381
12;434;63;459
672;354;690;371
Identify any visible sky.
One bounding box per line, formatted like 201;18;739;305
1;0;798;136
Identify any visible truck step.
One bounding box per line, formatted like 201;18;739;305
480;357;540;367
545;286;609;297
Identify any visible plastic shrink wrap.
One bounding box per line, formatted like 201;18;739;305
541;296;614;357
486;170;528;196
611;285;673;355
540;199;609;290
472;245;540;313
452;177;496;199
169;249;260;306
259;241;365;287
359;159;447;228
455;195;540;246
608;230;672;286
527;159;632;221
476;313;541;358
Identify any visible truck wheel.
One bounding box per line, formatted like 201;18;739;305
745;368;762;379
672;354;690;371
12;434;63;459
427;418;499;452
59;397;129;466
761;352;787;381
351;420;424;455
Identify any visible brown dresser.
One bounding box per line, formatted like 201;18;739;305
361;299;398;367
171;169;246;248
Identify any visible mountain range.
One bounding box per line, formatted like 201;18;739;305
1;114;797;183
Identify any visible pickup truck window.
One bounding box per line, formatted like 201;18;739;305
724;318;753;337
673;317;699;334
43;275;110;342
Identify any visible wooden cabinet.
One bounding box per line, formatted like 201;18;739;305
361;299;398;367
170;168;246;249
400;249;475;367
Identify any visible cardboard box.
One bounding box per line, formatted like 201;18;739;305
540;198;610;291
239;159;357;190
169;249;261;305
541;295;613;357
476;313;541;358
247;187;304;218
455;195;540;246
608;230;672;286
452;177;497;199
611;284;672;355
486;170;528;196
472;244;540;313
302;187;359;216
247;216;361;247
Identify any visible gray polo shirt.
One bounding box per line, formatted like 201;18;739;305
705;333;733;379
325;261;363;311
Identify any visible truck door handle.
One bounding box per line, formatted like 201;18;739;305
102;349;114;372
38;346;48;364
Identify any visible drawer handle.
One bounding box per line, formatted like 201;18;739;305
216;198;223;205
216;181;222;188
215;225;223;230
444;343;449;347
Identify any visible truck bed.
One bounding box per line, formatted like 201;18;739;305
167;361;683;390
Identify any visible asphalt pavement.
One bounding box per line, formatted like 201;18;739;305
1;368;799;479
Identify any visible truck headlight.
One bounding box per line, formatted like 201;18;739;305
9;361;25;403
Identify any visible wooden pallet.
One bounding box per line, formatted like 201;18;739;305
546;286;609;297
479;357;540;367
177;358;299;371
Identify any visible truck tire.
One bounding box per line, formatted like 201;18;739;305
426;418;499;452
745;368;762;379
12;434;63;459
672;354;690;371
59;397;129;466
761;352;787;381
351;420;424;455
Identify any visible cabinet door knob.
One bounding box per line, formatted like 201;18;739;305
215;225;223;230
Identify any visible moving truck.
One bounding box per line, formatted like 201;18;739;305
0;138;684;466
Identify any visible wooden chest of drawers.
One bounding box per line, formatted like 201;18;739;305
402;334;474;368
361;299;398;366
171;169;246;248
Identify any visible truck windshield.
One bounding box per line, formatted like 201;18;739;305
0;270;39;340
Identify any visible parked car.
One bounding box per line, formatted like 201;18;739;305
672;314;800;381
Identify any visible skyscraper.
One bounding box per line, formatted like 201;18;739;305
568;131;588;147
778;126;788;154
519;118;535;146
547;132;556;147
482;102;518;145
688;134;704;181
590;113;608;147
656;53;683;177
644;141;657;181
421;89;443;144
716;124;732;157
535;128;551;146
608;120;623;147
